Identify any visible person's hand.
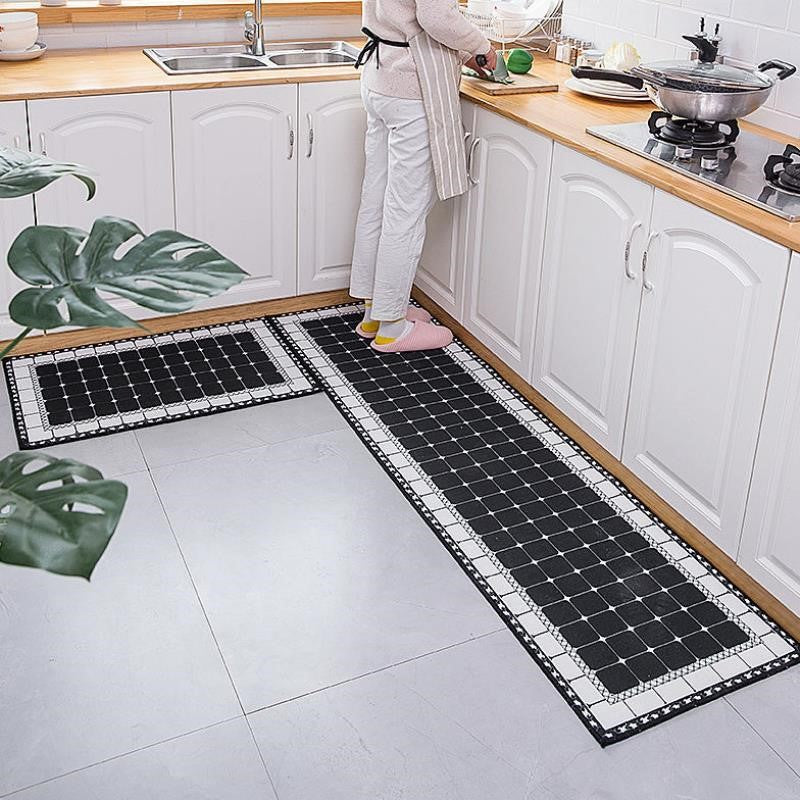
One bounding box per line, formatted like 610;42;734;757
464;46;498;76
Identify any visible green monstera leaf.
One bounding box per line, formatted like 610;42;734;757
0;146;96;200
7;216;247;331
0;452;127;579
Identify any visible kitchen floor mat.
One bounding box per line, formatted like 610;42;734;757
272;303;800;746
3;318;320;448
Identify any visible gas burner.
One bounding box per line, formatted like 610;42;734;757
764;145;800;195
648;111;740;149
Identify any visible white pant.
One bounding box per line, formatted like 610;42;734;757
350;86;438;321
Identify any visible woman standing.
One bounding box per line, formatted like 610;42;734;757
350;0;497;353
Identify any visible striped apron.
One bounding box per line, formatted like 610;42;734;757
356;27;469;201
408;31;470;201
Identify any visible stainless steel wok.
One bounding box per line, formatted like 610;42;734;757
573;34;796;122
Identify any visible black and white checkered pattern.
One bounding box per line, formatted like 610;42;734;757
4;319;319;448
272;304;800;746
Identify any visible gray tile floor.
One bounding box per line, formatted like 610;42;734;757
1;388;799;799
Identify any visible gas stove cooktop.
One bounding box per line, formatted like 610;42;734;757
588;113;800;222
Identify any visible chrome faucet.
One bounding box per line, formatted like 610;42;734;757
244;0;265;56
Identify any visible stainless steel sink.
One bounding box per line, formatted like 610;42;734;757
268;51;356;67
159;53;267;73
144;42;359;75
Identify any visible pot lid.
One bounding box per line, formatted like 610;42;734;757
632;58;773;93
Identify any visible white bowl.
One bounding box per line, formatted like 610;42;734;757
0;12;38;28
495;3;532;18
0;27;38;52
492;6;539;42
468;0;496;14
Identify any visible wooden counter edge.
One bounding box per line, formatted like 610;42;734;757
460;87;800;255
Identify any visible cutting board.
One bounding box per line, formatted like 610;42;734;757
461;71;559;95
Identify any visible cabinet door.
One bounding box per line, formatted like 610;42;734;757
297;81;365;294
28;93;174;232
0;101;34;340
172;85;297;305
415;100;476;321
622;191;789;556
739;255;800;615
462;109;552;374
531;145;653;457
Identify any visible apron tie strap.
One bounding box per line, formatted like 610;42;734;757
355;27;409;70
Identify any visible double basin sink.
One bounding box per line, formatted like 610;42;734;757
144;41;359;75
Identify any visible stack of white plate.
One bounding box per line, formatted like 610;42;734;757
0;12;45;62
565;75;650;103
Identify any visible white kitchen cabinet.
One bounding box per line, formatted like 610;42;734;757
462;108;551;374
531;145;653;456
622;191;789;556
0;101;34;340
738;254;800;614
172;84;297;304
297;81;366;294
28;93;174;232
415;100;476;321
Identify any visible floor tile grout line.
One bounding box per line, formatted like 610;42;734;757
137;441;282;795
136;433;504;799
241;712;283;800
724;697;800;782
245;627;507;717
131;415;347;472
133;432;271;471
141;459;249;719
0;715;244;799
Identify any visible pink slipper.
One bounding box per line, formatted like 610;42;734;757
370;320;453;353
355;306;432;339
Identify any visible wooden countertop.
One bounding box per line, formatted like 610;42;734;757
1;47;798;252
461;60;800;254
0;0;361;26
0;44;363;96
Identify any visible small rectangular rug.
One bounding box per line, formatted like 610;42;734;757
272;303;800;746
4;319;320;448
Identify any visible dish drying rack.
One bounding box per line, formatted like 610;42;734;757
460;1;563;55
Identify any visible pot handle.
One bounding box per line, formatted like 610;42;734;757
571;66;644;90
757;60;797;80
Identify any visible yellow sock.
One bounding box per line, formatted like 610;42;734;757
358;300;379;334
374;318;411;345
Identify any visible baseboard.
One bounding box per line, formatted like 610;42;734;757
0;289;352;357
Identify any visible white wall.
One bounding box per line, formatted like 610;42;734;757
40;15;362;51
561;0;800;135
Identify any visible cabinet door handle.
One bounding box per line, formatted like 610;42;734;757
467;137;482;185
38;132;47;156
624;220;642;280
642;230;660;292
305;112;314;158
286;114;295;160
12;135;21;149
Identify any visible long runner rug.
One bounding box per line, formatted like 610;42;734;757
271;302;800;746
